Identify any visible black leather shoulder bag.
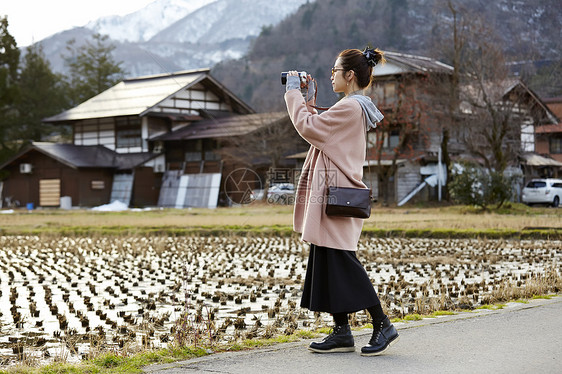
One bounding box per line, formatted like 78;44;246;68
324;127;372;219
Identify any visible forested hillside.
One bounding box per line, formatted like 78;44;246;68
212;0;562;112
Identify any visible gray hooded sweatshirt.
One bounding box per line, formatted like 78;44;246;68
348;94;384;130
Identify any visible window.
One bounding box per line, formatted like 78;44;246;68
384;82;397;104
371;82;397;106
367;130;399;150
526;181;546;188
203;139;220;161
372;86;383;104
389;130;400;149
91;181;105;190
367;132;377;148
185;152;202;162
185;139;202;162
204;151;221;161
115;117;141;148
549;137;562;154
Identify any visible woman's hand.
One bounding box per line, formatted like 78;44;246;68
285;71;302;92
286;71;315;103
305;74;316;103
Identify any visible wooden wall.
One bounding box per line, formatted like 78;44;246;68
1;150;113;208
131;167;162;207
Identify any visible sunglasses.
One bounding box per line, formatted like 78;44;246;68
331;67;345;75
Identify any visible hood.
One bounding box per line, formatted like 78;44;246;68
348;94;384;130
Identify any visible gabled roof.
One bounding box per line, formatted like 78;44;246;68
502;80;559;125
33;143;117;168
43;69;253;123
535;123;562;134
543;97;562;118
153;112;288;141
460;79;559;125
0;142;159;171
374;51;453;77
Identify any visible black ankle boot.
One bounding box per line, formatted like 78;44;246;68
309;324;355;353
361;317;399;356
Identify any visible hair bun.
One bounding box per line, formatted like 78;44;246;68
362;47;382;67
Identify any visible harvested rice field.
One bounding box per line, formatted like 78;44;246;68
0;234;560;367
0;204;560;234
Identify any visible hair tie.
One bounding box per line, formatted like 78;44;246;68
362;47;378;67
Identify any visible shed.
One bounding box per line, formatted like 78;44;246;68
0;142;159;208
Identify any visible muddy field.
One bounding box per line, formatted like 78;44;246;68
0;234;560;366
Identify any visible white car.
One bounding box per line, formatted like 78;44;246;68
521;178;562;207
267;183;295;204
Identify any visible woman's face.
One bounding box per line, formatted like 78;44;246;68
331;57;347;93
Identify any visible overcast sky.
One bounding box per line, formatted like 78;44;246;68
2;0;154;47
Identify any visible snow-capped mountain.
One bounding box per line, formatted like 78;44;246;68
151;0;309;44
86;0;216;43
35;0;309;77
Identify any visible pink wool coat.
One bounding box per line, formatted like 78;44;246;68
284;89;368;251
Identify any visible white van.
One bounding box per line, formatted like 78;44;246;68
521;178;562;207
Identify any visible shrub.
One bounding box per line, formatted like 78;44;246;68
449;162;514;209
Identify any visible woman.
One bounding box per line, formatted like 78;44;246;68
284;47;399;356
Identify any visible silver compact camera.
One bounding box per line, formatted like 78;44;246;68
281;71;307;85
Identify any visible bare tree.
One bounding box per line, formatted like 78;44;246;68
458;18;524;172
217;113;306;197
427;0;471;200
368;77;432;206
218;114;301;167
431;0;526;174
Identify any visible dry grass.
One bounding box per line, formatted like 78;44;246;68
486;266;562;304
0;205;293;232
0;203;560;234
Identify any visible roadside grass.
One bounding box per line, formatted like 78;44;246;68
229;333;304;350
431;310;457;317
0;334;315;374
387;310;456;324
1;295;559;374
476;304;507;310
0;346;209;374
532;294;555;300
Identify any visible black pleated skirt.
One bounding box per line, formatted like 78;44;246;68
300;244;380;314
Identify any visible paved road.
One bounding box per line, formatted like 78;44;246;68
145;297;562;374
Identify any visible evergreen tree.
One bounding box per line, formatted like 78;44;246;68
63;33;125;106
0;16;21;163
18;43;69;142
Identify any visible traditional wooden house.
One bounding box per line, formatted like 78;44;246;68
533;97;562;172
519;95;562;179
360;52;559;205
0;69;294;209
361;52;455;205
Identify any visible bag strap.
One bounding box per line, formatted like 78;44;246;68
364;123;374;195
322;121;373;198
